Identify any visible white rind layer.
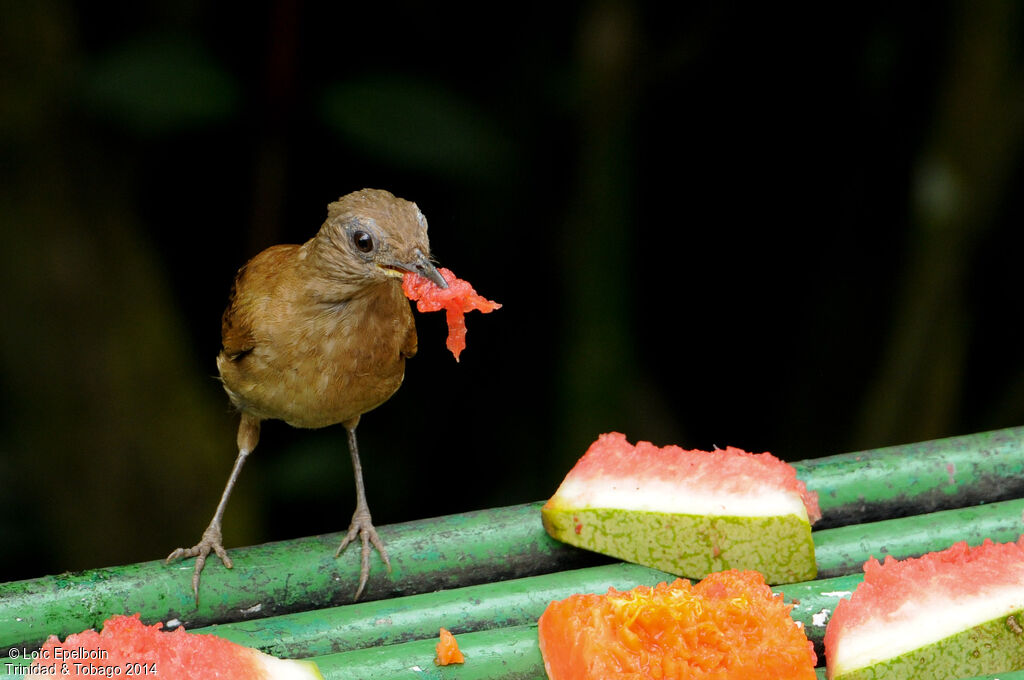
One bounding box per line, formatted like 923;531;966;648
550;475;809;520
255;653;323;679
832;584;1024;675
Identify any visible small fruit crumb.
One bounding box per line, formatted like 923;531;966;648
435;627;465;665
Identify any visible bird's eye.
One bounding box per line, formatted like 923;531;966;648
352;230;374;253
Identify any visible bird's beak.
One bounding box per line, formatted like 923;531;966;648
382;249;448;289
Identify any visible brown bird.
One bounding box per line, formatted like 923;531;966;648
167;188;447;602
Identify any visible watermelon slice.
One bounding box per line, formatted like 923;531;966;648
402;267;501;361
28;614;322;679
825;538;1024;680
542;432;820;584
537;570;817;679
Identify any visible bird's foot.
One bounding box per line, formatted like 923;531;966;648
335;507;391;600
166;523;232;606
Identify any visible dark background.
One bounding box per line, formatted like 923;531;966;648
2;1;1023;583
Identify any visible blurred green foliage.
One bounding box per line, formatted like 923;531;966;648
1;1;1022;584
79;34;239;134
321;75;515;181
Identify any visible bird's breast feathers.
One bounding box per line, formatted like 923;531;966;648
218;279;415;429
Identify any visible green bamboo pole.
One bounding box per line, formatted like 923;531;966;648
4;531;1024;677
8;604;1024;680
14;564;850;677
813;496;1024;577
796;425;1024;527
311;623;544;680
197;562;674;659
185;498;1023;660
0;503;604;654
302;617;1024;680
191;571;864;660
1;426;1021;662
2;573;858;678
5;496;1018;675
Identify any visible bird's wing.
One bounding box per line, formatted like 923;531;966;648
220;262;258;361
220;244;298;361
400;313;418;359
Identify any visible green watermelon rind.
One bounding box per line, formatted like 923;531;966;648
831;610;1024;680
541;506;817;585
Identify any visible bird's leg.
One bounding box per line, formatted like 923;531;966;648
167;414;260;605
335;423;391;600
165;452;245;603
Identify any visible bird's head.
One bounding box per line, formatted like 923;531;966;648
311;188;448;290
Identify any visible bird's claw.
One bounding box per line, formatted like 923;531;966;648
166;524;232;606
336;509;390;600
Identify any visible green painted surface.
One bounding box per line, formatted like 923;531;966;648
312;624;545;680
0;502;604;655
795;426;1024;525
193;562;674;659
2;565;1023;679
0;564;853;666
1;426;1023;677
812;497;1024;578
3;496;1023;661
776;573;863;650
542;506;816;584
310;618;1024;680
833;611;1024;680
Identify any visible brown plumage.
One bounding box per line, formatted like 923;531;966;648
167;188;447;602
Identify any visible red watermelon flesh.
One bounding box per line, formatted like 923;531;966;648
549;432;821;522
28;614;322;679
401;267;501;361
825;538;1024;679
